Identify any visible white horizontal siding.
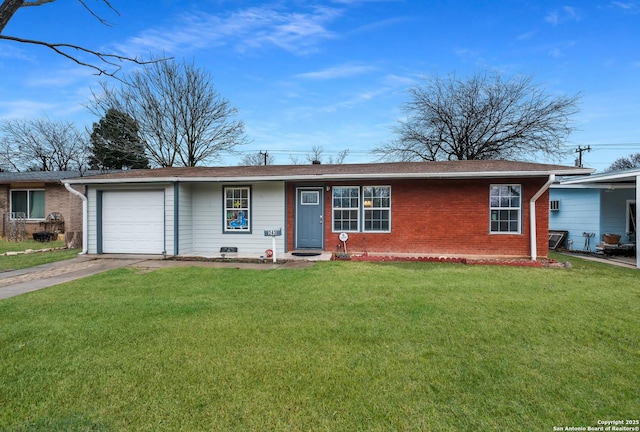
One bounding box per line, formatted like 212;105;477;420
190;182;285;255
178;184;193;253
87;188;98;254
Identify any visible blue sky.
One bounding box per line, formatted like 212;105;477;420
1;0;639;171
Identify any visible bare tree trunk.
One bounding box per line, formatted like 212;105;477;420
0;0;24;33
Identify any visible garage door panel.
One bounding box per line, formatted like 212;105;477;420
102;191;165;254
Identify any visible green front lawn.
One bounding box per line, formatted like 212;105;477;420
0;239;78;271
0;239;65;254
0;255;638;431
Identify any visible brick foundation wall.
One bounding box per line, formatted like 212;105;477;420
287;178;549;259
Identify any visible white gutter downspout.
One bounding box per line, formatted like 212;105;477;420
64;182;88;254
529;174;555;261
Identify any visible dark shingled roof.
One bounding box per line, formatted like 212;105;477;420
0;170;110;184
63;160;594;184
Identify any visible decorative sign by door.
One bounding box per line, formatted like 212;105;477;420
339;232;349;254
264;228;282;262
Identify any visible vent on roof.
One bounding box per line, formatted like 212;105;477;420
550;200;560;212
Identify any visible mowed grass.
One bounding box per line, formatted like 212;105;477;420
0;239;78;271
0;255;638;431
0;239;65;254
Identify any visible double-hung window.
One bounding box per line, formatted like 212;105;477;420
11;189;45;220
332;185;391;232
333;186;359;231
224;186;250;232
363;186;391;232
489;185;521;234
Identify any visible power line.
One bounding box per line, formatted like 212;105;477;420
575;145;591;167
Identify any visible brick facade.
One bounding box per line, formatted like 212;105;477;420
0;182;84;248
286;177;549;259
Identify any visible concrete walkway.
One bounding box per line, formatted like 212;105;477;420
554;251;637;269
0;255;320;300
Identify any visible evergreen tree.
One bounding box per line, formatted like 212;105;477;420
89;109;149;170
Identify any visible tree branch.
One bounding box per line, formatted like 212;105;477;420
1;0;170;77
21;0;56;7
77;0;118;27
0;34;169;78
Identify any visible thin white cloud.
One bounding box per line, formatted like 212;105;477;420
381;74;418;88
548;47;563;58
0;100;57;119
113;5;341;57
454;47;482;60
324;88;389;111
610;1;640;13
295;64;376;80
0;45;34;62
545;11;560;25
545;6;581;25
24;67;94;88
516;30;538;41
546;41;577;58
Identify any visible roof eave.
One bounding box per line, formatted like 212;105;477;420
63;167;594;185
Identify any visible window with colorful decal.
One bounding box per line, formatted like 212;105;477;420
224;186;250;232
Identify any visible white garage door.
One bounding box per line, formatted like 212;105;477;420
102;190;165;254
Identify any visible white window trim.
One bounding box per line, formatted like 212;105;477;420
626;200;636;234
331;185;392;233
489;184;522;234
362;185;392;233
332;186;360;233
10;189;46;220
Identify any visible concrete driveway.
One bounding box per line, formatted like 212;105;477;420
0;256;148;300
0;255;315;300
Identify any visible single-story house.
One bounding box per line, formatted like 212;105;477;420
0;170;115;249
63;160;592;260
550;168;639;267
0;171;90;248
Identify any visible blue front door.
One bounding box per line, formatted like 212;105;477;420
296;187;324;249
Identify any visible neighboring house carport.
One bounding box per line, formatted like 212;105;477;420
555;168;639;269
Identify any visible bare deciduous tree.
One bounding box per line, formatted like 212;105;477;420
606;153;640;172
373;71;581;162
0;0;164;77
88;57;248;167
290;146;350;165
240;151;275;166
0;117;88;172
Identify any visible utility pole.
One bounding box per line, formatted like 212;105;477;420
575;145;591;167
259;151;268;166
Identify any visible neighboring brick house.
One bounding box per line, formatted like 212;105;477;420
64;161;593;260
0;171;96;249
